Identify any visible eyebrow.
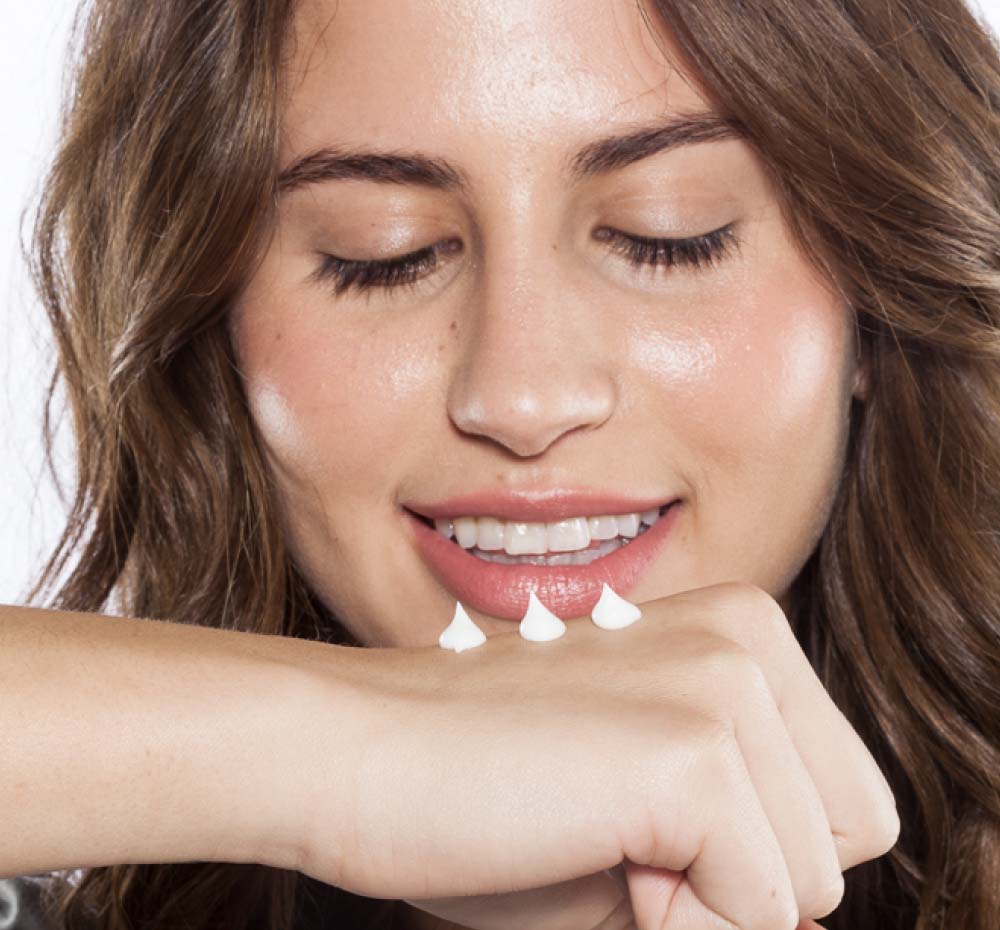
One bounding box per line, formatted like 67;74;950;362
276;111;748;196
569;111;747;178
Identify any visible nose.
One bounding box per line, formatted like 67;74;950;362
446;250;618;458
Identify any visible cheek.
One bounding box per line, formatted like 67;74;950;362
628;272;853;481
623;262;854;599
717;303;850;460
246;379;309;464
770;308;853;437
231;303;443;496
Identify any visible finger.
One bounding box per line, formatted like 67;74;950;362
656;583;900;869
629;738;798;930
403;867;625;930
721;647;844;918
623;862;682;930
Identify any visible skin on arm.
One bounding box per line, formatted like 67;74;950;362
0;603;360;878
0;588;896;930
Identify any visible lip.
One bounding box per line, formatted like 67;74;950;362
405;499;682;620
406;489;675;522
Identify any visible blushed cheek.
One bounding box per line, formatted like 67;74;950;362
772;307;853;439
231;313;334;477
246;380;309;464
707;306;851;462
627;291;851;475
630;331;719;396
233;308;441;493
626;312;756;453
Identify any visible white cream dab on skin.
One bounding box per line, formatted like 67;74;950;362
591;583;642;630
438;601;487;652
518;591;567;642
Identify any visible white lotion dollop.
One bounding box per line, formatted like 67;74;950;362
438;601;487;652
518;591;567;642
591;583;642;630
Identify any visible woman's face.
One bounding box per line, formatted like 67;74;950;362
229;0;865;647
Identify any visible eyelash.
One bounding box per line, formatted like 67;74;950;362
311;222;740;298
313;243;443;298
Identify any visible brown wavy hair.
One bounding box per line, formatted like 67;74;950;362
25;0;1000;928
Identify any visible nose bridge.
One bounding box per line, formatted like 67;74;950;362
446;228;618;458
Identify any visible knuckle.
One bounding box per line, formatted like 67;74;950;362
686;581;792;661
871;801;902;855
730;583;792;648
689;721;745;794
839;794;900;858
764;880;801;930
810;871;846;918
646;705;736;796
726;646;771;699
777;902;802;930
688;629;753;676
835;783;900;864
690;636;771;713
708;580;784;621
751;895;800;930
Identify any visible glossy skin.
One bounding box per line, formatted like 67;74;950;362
228;1;869;925
230;0;865;649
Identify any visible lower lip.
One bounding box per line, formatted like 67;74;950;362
406;502;682;620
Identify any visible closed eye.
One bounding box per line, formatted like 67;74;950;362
310;242;447;298
596;222;740;274
310;222;741;298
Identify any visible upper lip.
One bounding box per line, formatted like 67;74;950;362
404;489;679;522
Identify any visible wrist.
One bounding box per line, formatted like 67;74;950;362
233;635;374;876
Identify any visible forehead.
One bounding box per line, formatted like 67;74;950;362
281;0;715;173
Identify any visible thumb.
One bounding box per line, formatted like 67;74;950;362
623;860;828;930
621;860;683;930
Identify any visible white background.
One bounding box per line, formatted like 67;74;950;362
2;1;1000;604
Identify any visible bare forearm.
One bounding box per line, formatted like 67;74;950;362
0;604;337;877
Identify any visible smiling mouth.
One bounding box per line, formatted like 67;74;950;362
406;500;682;620
409;503;672;567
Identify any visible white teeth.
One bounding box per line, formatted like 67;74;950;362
573;538;624;564
504;522;548;555
477;516;505;551
587;515;619;540
431;505;670;554
546;517;591;552
473;537;624;566
616;513;641;538
453;516;479;548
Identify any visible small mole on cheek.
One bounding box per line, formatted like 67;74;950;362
449;320;458;333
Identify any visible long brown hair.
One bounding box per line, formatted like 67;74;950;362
26;0;1000;928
